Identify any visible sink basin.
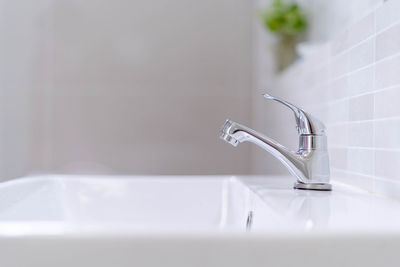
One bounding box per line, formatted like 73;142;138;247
1;175;400;267
0;175;260;234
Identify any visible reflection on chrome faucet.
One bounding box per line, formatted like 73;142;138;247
246;210;253;232
220;93;332;191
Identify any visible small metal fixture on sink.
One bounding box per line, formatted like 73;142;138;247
220;93;332;191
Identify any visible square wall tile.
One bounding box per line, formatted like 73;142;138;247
327;100;349;124
375;119;400;149
376;23;400;61
349;94;374;121
347;66;374;96
329;76;348;100
330;147;348;169
347;39;374;72
374;86;400;118
375;150;400;181
348;121;374;147
375;54;400;89
347;148;375;175
327;124;349;147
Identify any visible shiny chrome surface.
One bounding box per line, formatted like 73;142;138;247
220;94;331;191
263;94;326;135
294;182;332;191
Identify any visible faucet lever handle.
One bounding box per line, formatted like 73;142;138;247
263;93;325;135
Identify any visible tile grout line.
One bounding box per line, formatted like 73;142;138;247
372;7;378;193
331;167;376;179
330;145;400;152
323;83;400;107
326;116;400;128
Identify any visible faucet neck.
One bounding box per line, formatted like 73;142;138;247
299;135;327;151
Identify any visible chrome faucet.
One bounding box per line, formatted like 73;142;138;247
220;94;331;191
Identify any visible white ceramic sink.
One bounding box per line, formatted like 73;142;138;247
0;175;258;234
1;175;400;267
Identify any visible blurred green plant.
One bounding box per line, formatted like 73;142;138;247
260;0;307;37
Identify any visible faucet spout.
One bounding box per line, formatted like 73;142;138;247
221;120;302;169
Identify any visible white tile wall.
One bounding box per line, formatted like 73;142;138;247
0;0;54;180
257;0;400;198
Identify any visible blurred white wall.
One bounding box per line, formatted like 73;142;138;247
0;0;53;179
0;0;253;179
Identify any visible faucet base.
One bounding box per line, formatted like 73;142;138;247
294;182;332;191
